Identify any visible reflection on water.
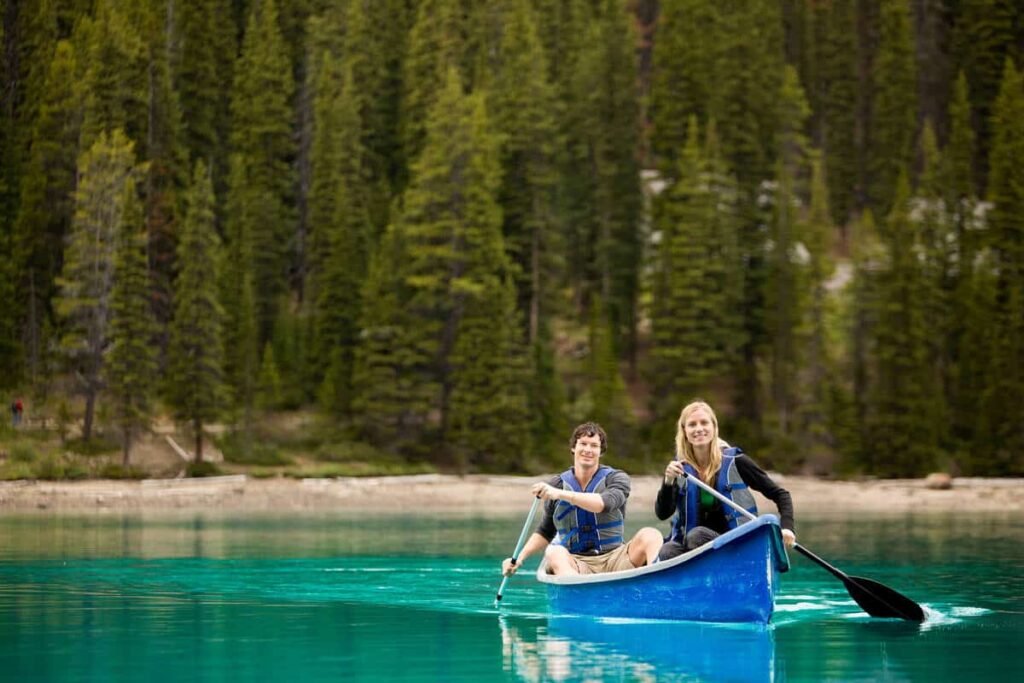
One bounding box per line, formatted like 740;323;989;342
501;615;775;683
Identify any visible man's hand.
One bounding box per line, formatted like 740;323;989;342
781;529;797;548
531;482;563;501
501;557;519;576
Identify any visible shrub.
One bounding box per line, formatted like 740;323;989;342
216;433;292;466
9;442;38;463
100;463;147;480
186;461;222;478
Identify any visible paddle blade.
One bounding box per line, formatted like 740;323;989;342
843;575;925;622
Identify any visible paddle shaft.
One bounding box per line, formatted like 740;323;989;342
495;496;541;605
679;472;925;622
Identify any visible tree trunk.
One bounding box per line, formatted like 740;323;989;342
83;388;96;442
194;417;203;463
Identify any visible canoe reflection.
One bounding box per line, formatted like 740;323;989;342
501;615;776;683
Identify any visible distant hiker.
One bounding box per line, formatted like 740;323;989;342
655;400;796;561
11;398;23;427
500;422;663;577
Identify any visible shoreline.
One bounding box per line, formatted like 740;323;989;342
1;474;1022;515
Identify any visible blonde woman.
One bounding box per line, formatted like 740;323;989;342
655;400;796;561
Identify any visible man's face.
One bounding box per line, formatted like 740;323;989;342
572;433;602;470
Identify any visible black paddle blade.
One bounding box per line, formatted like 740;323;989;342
843;575;925;622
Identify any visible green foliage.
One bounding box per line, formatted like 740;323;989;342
55;129;142;442
185;460;222;478
978;59;1024;473
166;160;224;462
106;187;157;466
229;0;296;339
12;39;79;386
868;0;918;217
216;432;292;466
256;343;284;411
647;118;742;431
649;0;717;172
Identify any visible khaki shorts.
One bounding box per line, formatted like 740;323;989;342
570;543;637;575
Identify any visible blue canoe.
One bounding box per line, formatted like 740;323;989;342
536;514;790;623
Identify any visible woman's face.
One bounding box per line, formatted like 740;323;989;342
683;407;715;448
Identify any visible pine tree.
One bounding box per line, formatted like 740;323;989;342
489;0;560;344
649;0;718;173
55;129;141;442
77;0;148;152
796;153;836;471
567;0;643;366
176;0;236;168
106;187;157;466
12;39;79;386
350;221;420;450
980;59;1024;473
166;160;224;462
309;60;372;414
952;0;1018;186
816;0;858;229
138;0;187;342
229;0;295;340
256;342;283;410
221;154;260;427
400;0;464;173
648;117;742;431
764;66;811;446
867;172;941;476
867;0;918;218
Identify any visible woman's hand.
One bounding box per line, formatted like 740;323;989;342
781;529;796;548
664;460;684;482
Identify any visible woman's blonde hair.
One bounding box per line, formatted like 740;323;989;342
674;400;723;483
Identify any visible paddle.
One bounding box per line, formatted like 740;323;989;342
495;496;542;607
680;472;925;622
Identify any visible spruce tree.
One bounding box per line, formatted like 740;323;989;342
400;0;464;173
567;0;643;366
796;153;836;470
229;0;295;340
221;154;260;428
764;66;811;444
952;0;1017;186
648;117;742;432
817;0;858;228
309;61;372;414
176;0;236;169
489;0;560;344
867;0;918;218
649;0;718;173
586;296;635;454
106;187;157;467
12;39;79;386
55;129;141;442
980;59;1024;473
166;161;224;462
77;0;148;152
868;172;941;476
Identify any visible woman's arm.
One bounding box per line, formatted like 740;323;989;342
735;456;795;531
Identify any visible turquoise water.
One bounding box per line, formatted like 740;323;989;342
1;512;1022;681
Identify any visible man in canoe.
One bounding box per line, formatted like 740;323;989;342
501;422;663;576
655;400;797;560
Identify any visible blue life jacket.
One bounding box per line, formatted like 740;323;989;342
552;465;625;555
669;447;757;544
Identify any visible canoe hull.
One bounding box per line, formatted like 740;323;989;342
539;515;789;623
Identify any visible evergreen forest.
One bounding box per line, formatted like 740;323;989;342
2;0;1023;478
